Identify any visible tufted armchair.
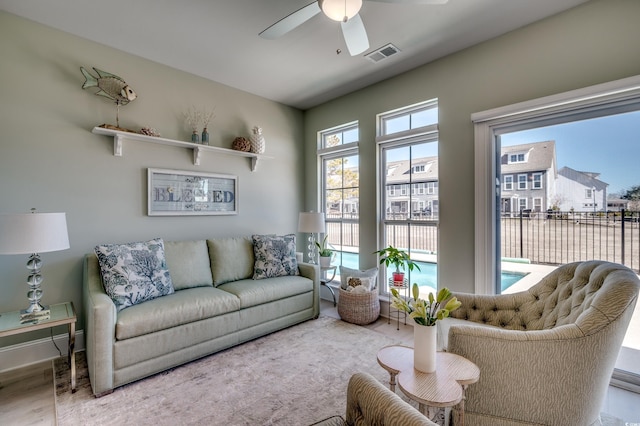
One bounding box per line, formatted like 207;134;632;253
439;260;639;426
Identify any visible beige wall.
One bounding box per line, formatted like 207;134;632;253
0;11;304;345
304;0;640;292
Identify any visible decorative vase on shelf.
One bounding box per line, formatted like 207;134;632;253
250;126;266;154
201;128;209;145
191;130;200;144
413;324;437;373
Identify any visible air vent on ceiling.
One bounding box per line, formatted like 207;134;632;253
365;43;400;63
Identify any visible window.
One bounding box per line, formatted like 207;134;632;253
517;174;527;190
379;99;438;136
321;122;358;149
504;175;513;190
533;173;542;189
473;75;640;388
509;153;526;163
427;182;437;194
518;198;527;211
378;99;439;296
319;123;360;270
533;198;542;212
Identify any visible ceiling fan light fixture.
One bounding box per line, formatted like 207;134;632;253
320;0;362;23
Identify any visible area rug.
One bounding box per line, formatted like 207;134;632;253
54;316;403;425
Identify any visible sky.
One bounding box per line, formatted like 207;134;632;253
501;110;640;195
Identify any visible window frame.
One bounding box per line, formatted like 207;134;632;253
318;123;360;270
473;75;640;296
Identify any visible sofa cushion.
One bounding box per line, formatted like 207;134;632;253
95;238;174;311
218;275;313;309
252;234;299;280
164;240;213;290
207;237;254;286
339;266;378;290
115;286;241;340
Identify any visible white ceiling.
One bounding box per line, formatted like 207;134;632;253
0;0;589;110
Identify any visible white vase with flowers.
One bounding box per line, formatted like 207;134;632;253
391;284;461;373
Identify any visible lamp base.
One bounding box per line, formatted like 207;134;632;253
20;305;50;319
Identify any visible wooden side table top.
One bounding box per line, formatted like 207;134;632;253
377;345;479;408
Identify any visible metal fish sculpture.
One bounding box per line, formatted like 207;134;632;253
81;67;136;104
81;67;137;128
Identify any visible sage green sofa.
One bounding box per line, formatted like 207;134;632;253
83;237;320;397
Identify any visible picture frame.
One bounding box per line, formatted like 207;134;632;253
147;168;238;216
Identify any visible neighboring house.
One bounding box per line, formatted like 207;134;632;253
607;198;630;211
385;156;439;218
500;141;557;216
555;167;608;212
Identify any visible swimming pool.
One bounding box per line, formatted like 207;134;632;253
336;252;526;292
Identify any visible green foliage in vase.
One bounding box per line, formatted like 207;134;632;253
391;284;461;326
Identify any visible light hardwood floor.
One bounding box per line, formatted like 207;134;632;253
1;300;638;425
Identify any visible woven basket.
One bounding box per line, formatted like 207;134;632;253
337;288;380;325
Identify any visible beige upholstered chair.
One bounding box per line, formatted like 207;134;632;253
311;372;436;426
439;260;639;426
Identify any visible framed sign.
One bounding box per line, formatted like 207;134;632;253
147;168;237;216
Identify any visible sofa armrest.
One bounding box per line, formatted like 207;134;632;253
298;262;320;318
83;254;117;396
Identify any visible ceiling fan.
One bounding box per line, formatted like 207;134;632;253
259;0;449;56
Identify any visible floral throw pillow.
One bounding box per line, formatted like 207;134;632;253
252;234;299;280
94;238;174;311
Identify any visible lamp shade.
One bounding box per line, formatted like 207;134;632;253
0;212;70;255
298;212;326;234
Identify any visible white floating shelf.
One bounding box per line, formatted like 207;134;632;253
92;126;272;171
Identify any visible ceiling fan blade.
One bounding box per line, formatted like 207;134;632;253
341;14;369;56
259;1;321;39
367;0;449;4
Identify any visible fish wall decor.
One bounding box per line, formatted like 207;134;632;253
81;66;137;128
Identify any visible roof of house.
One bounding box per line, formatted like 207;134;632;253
386;156;438;185
501;140;557;175
558;166;608;190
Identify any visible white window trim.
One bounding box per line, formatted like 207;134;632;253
533;197;543;211
504;175;513;191
473;75;640;295
532;173;542;189
517;174;527;190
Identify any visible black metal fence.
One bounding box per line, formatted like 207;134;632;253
502;209;640;272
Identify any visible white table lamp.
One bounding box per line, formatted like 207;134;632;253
298;212;325;264
0;210;70;315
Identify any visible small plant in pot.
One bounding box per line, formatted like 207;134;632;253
374;245;421;285
315;235;334;267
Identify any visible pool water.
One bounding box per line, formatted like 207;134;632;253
336;252;526;292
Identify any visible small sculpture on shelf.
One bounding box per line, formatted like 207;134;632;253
250;126;266;154
80;66;137;130
139;127;161;137
232;137;251;152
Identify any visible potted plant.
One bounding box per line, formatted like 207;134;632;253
315;235;334;267
373;245;421;284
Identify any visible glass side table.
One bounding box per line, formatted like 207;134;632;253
320;265;337;306
0;302;77;392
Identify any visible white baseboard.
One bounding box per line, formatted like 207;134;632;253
0;330;85;373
